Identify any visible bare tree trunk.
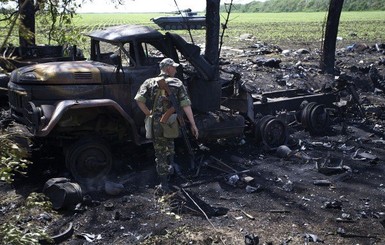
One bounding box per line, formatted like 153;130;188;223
320;0;344;74
205;0;220;79
18;0;35;47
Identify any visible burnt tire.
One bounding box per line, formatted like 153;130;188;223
301;102;329;135
65;137;112;184
255;115;288;150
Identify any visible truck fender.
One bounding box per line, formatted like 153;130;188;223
37;99;140;141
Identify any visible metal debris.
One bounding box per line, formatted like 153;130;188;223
208;155;239;174
337;227;377;239
322;200;342;209
254;58;281;68
352;149;378;161
104;201;114;211
313;179;332;186
226;174;240;186
276;145;293;159
336;213;355;223
46;222;74;244
240;209;255;220
245;185;260;193
282;180;294;192
43;178;83;210
303;233;323;243
77;233;102;242
316;158;347;175
244;233;259;245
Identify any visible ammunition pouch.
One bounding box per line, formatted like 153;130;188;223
160;114;179;138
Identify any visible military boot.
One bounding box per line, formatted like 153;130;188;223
168;155;182;177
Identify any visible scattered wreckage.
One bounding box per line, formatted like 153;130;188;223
6;23;361;184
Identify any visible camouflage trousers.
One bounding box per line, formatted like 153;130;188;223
153;123;175;176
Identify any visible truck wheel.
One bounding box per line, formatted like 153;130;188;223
301;103;329;135
65;137;112;183
255;115;287;150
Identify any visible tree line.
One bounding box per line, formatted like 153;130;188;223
223;0;385;12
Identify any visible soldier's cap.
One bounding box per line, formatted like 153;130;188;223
159;58;179;69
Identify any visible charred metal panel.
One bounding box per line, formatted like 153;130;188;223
195;112;245;140
258;89;316;98
35;99;139;138
166;33;215;81
101;83;130;110
13;61;105;85
221;89;251;113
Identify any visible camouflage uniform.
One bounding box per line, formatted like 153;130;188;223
134;74;191;177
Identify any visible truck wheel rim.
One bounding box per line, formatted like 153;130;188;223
66;140;112;183
261;118;288;148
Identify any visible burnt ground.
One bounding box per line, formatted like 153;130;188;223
1;39;385;245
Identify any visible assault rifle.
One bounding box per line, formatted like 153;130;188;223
157;78;196;170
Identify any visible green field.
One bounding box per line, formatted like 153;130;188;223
2;11;385;50
74;11;385;49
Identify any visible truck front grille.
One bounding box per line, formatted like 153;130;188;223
8;90;24;109
74;72;92;80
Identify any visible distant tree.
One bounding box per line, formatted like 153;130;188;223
221;0;385;12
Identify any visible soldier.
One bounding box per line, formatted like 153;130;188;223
135;58;198;193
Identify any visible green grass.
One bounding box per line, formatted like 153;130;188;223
222;11;385;48
71;11;385;49
73;13;155;26
1;11;384;50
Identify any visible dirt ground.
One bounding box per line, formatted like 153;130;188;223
1;37;385;245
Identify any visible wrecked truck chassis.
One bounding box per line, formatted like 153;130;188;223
222;87;337;147
224;88;336;115
251;88;336;115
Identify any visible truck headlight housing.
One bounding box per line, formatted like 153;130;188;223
20;72;38;81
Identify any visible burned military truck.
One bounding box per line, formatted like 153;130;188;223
7;24;249;182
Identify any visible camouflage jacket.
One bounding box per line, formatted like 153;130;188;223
134;74;191;122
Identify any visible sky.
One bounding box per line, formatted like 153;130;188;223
78;0;259;13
